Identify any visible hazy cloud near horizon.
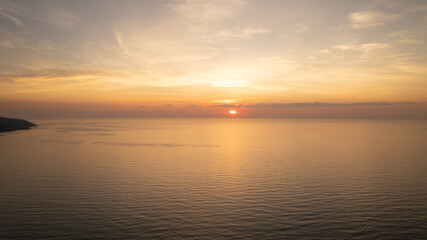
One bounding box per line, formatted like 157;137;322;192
212;102;416;108
243;102;416;108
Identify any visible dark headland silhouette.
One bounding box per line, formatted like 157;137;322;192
0;117;36;132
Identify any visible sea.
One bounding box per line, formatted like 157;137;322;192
1;118;426;239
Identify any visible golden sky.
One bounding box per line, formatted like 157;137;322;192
0;0;426;118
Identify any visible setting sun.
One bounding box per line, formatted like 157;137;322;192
229;110;237;115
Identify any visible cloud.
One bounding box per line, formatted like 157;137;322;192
188;104;202;108
169;0;246;26
279;24;310;38
242;27;270;35
0;68;121;83
0;10;24;27
334;42;389;53
167;0;268;42
211;27;270;40
215;98;242;103
243;102;415;108
388;31;423;44
0;0;77;28
349;11;396;29
212;102;416;109
113;29;128;54
213;104;236;108
294;25;309;33
43;6;77;28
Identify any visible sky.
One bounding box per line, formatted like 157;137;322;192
0;0;426;118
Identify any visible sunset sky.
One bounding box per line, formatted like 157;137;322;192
1;0;426;118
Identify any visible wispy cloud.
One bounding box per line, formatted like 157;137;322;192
0;68;122;83
334;43;389;53
0;0;77;28
0;10;24;27
43;6;77;28
388;31;423;44
210;27;270;41
349;11;396;29
113;29;129;54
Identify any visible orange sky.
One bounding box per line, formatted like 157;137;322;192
1;0;426;118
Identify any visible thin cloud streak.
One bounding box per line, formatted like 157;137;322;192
0;10;24;27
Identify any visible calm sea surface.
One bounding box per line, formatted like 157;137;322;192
1;119;426;239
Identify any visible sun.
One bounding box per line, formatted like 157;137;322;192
229;109;237;115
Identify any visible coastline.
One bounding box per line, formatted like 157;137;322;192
0;117;37;133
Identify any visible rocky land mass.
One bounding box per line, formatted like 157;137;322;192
0;117;37;132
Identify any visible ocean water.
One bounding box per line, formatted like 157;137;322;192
1;118;426;239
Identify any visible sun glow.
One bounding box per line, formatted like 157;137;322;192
229;110;237;115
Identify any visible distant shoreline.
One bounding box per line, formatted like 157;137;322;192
0;117;37;132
